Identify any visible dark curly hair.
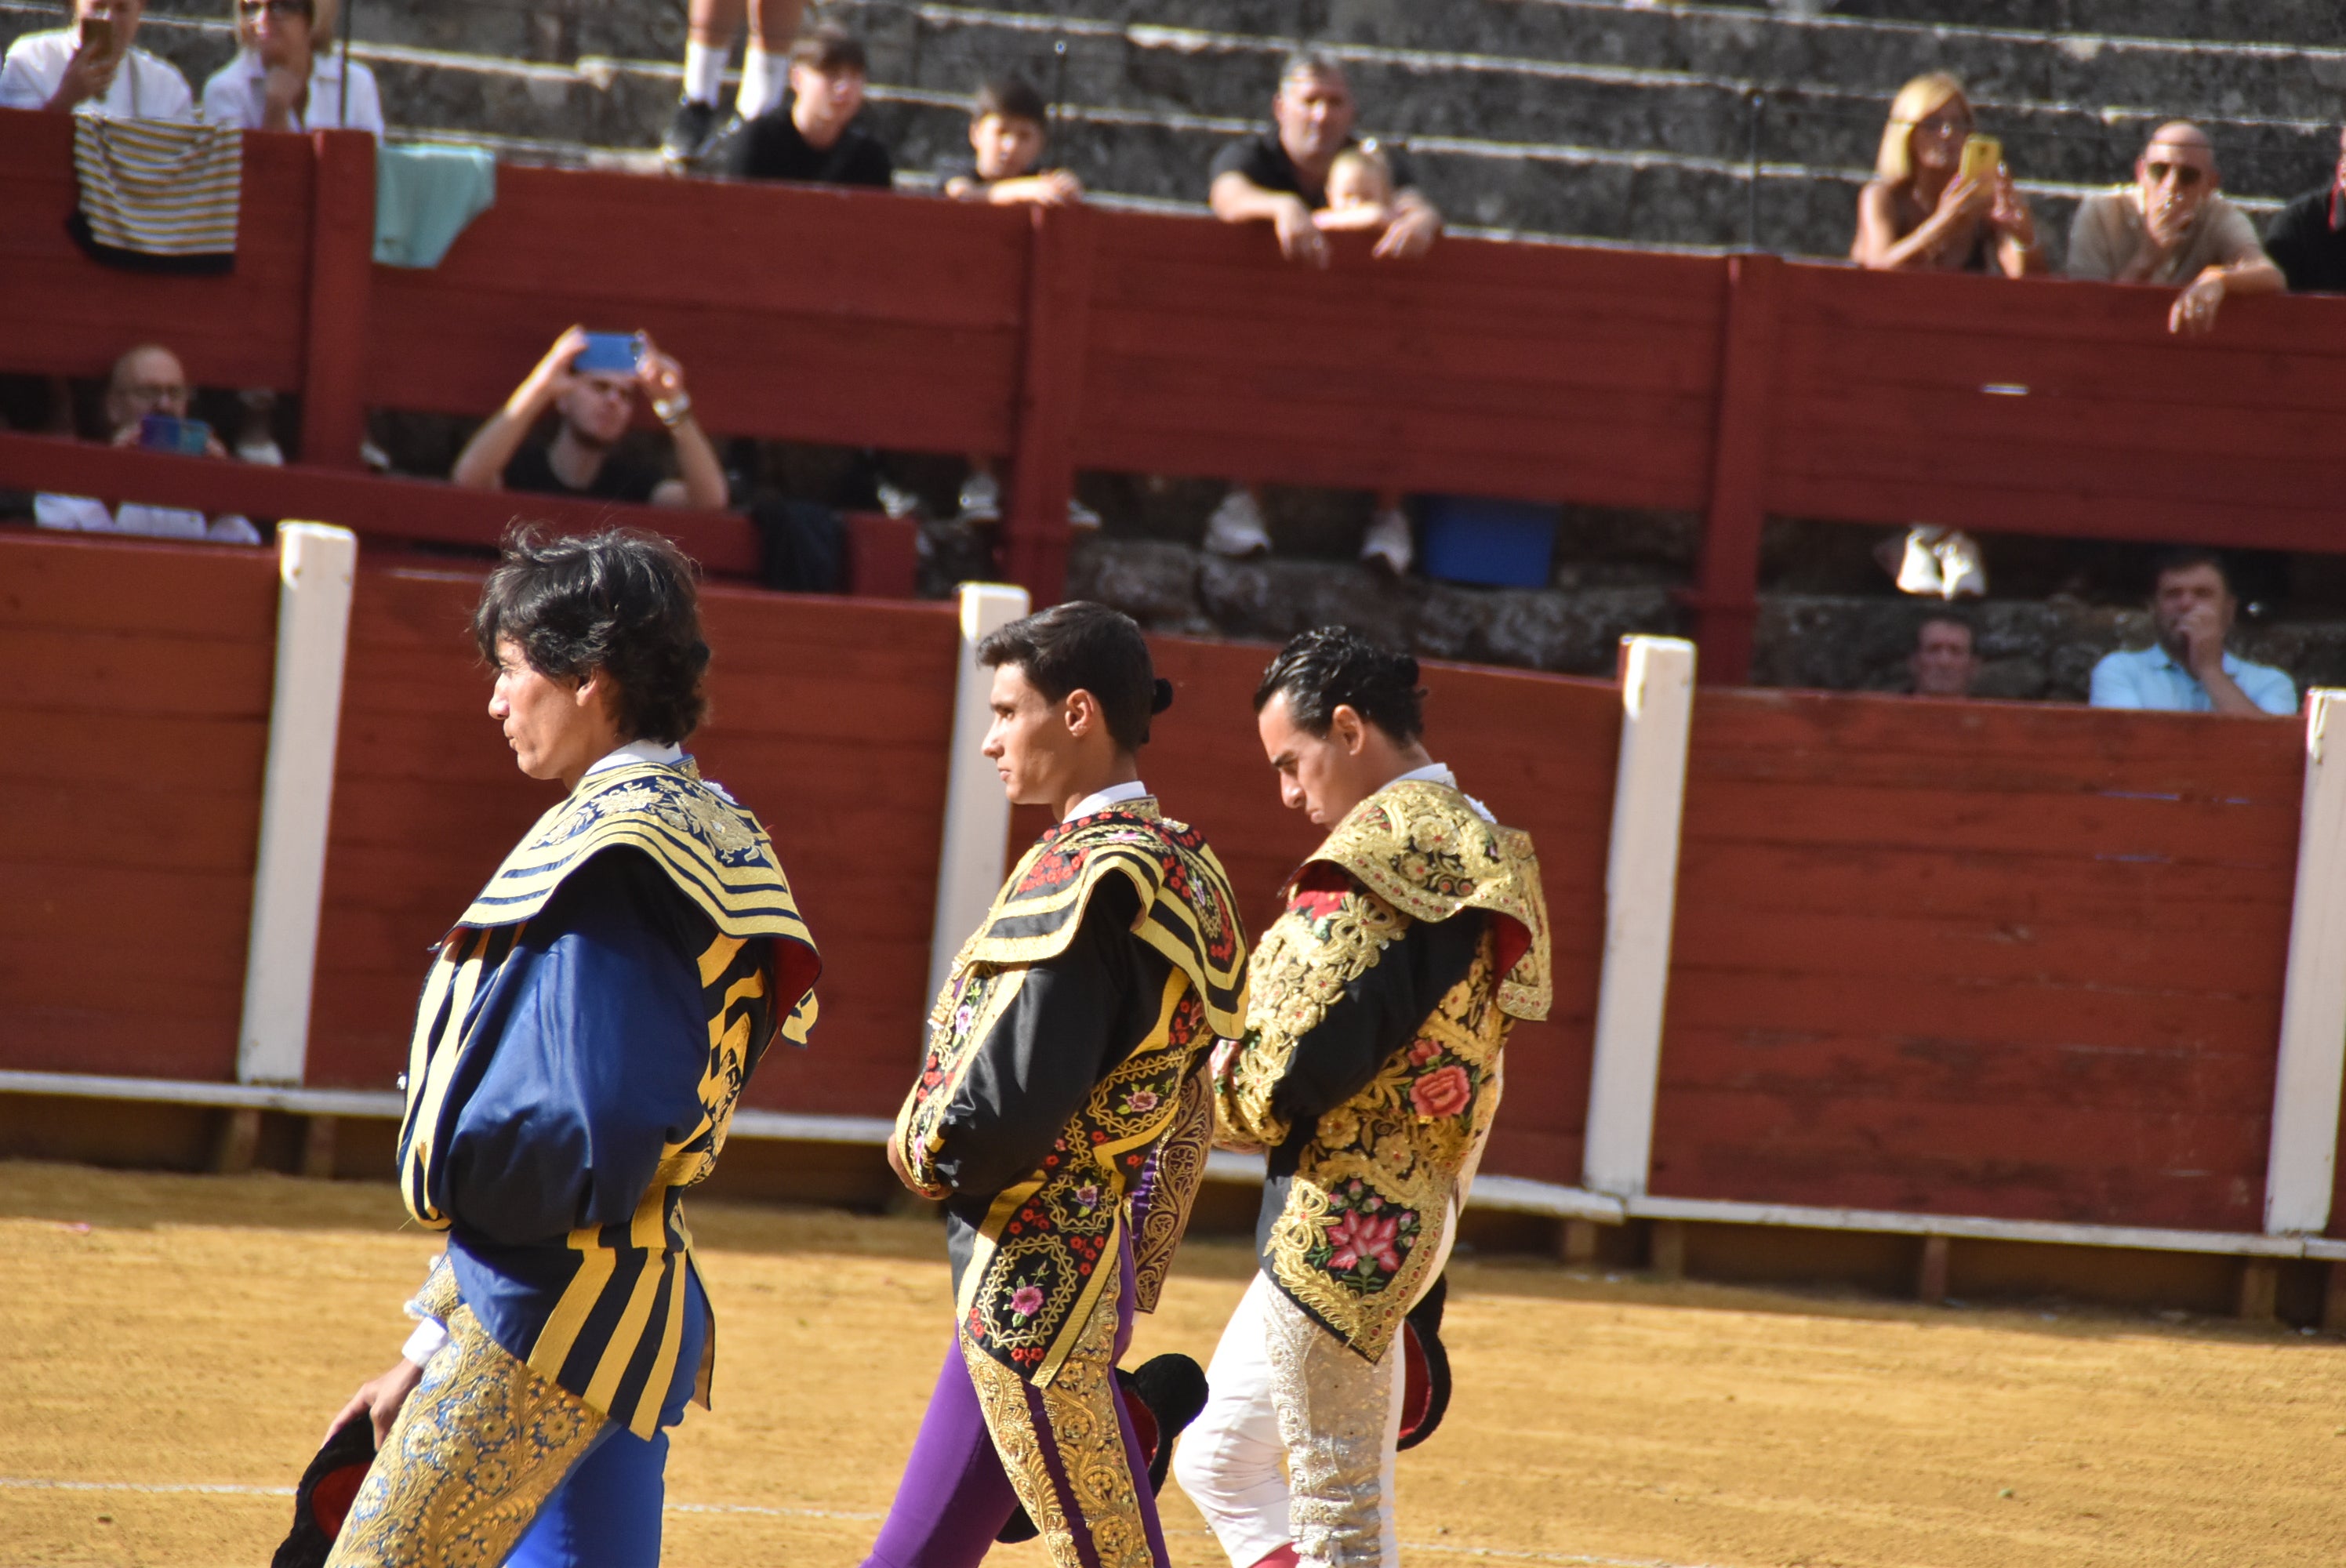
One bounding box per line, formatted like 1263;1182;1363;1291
1253;626;1425;742
977;600;1172;753
472;527;710;745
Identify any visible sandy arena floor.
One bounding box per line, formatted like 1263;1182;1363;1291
2;1161;2343;1567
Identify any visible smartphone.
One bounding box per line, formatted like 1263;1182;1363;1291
572;332;645;376
1957;134;2002;185
77;13;113;56
139;414;212;456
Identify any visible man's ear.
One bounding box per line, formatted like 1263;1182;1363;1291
1062;688;1099;739
1329;704;1367;755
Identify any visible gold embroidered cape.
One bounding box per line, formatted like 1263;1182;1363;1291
1215;779;1549;1361
896;803;1247;1386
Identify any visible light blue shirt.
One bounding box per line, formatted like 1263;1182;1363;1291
2088;644;2296;716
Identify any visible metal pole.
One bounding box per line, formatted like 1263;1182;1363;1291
336;0;354;128
1745;89;1765;252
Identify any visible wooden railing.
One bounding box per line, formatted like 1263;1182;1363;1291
10;110;2346;680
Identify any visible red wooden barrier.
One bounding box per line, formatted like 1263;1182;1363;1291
1654;688;2303;1232
14;111;2346;653
0;534;278;1079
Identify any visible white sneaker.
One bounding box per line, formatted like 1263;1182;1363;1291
1360;504;1412;575
957;470;1001;524
234;437;286;466
1203;489;1271;557
876;481;924;521
1895;526;1945;597
1934;530;1987;599
1066;495;1102;530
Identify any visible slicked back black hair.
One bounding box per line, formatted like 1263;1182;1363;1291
473;527;710;745
1253;626;1425;743
977;600;1165;753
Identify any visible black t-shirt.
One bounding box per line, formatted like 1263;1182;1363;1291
718;97;895;188
503;441;666;505
1208;132;1417;211
2264;185;2346;295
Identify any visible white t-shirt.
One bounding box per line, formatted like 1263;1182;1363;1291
0;29;195;121
200;48;383;136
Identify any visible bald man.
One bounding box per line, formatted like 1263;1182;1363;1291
2066;122;2283;335
33;343;262;544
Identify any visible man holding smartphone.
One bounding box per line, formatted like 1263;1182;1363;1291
0;0;195;121
33;342;262;544
451;327;728;510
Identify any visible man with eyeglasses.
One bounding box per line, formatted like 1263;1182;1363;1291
2263;126;2346;296
2066;122;2284;336
0;0;194;121
33;343;263;544
201;0;383;136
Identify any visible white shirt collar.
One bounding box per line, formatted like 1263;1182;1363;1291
1390;760;1497;824
583;739;685;778
1066;779;1151;822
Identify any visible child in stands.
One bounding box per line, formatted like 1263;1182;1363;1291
1313;143;1394;231
947;78;1097;528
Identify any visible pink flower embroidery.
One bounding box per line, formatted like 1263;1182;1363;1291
1008;1285;1045;1319
1407;1038;1442;1066
1325;1210;1401;1274
1410;1063;1473;1120
1124;1089;1160;1114
1073;1184;1101;1210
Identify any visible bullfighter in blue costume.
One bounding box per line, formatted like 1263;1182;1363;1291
319;528;819;1568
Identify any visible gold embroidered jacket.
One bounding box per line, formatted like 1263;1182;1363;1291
1215;779;1549;1362
895;801;1247;1386
398;760;820;1438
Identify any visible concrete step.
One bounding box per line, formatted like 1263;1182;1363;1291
1723;0;2346;51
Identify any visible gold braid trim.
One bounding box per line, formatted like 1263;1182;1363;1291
1308;780;1551;1022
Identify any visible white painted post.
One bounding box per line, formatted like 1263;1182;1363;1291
236;523;358;1085
924;582;1032;1018
1582;635;1697;1200
2265;688;2346;1235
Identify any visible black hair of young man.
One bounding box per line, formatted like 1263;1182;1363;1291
473;526;710;745
977;600;1171;753
1253;626;1425;742
975;75;1048;127
790;24;867;74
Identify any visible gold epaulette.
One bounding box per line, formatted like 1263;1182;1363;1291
1303;780;1552;1022
940;802;1248;1039
457;760;815;950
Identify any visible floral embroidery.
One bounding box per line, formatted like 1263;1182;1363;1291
1409;1063;1473;1120
1120;1088;1158;1116
1009;1283;1047;1319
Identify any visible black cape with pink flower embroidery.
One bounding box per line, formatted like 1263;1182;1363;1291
892;801;1248;1387
1214;780;1550;1362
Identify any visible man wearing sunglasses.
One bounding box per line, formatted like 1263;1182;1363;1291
201;0;383;136
2067;121;2284;336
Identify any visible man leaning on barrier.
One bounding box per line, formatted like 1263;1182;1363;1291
2066;122;2284;336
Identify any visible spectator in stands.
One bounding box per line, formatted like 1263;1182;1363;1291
941;78;1097;531
1850;73;2043;277
661;0;804;166
1203;51;1436;568
714;25;892;190
0;0;194;121
2263;125;2346;295
34;343;261;544
2066;123;2283;336
199;0;383;136
942;75;1080;208
2090;550;2294;716
1908;613;1981;699
451;328;726;510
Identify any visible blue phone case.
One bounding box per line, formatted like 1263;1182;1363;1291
139;415;212;456
574;333;643;375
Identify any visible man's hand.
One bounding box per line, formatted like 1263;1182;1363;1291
513;326;589;415
2170;267;2227;336
1270;194;1330;267
635;333;688;411
45;35;118;111
2173;601;2229;679
327;1359;424;1448
1372;201;1440;260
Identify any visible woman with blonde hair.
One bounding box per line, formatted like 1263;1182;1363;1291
200;0;381;134
1852;71;2042;276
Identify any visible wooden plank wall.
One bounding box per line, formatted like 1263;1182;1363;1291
1654;689;2304;1232
1076;216;1722;510
303;565;963;1118
0;534;278;1077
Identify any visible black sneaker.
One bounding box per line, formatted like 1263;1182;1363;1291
661;98;721;165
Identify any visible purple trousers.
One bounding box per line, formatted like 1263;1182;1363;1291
863;1240;1170;1568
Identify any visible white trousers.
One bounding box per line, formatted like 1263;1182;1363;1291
1173;1270;1406;1568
